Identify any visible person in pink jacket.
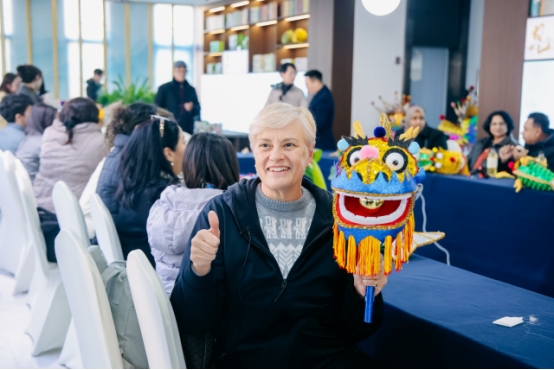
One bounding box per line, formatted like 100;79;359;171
33;97;107;213
147;132;240;295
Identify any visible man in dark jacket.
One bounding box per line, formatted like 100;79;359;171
170;178;384;368
522;112;554;171
305;70;336;150
86;69;103;102
155;61;200;135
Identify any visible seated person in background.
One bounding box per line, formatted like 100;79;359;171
396;105;448;150
33;98;107;213
522;112;554;171
171;103;386;368
265;63;307;108
16;64;42;104
0;94;32;153
147;132;240;295
467;110;517;173
113;117;185;266
16;103;57;182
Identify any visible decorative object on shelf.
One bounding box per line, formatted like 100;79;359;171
371;92;411;130
331;115;444;323
418;142;469;176
250;2;277;24
210;40;225;53
98;76;155;106
280;0;310;18
253;53;276;73
206;62;223;75
438;86;478;148
205;14;225;31
226;8;249;28
281;28;308;45
361;0;401;16
495;147;554;192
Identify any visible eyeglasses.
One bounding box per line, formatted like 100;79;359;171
150;114;168;138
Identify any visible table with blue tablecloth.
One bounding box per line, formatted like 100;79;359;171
237;150;338;190
359;255;554;368
413;174;554;298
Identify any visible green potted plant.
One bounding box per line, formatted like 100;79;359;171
98;76;156;106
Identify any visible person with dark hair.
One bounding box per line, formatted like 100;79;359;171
15;103;57;182
0;72;21;102
112;117;186;266
396;106;448;150
522;112;554;171
0;94;33;153
86;69;103;102
16;64;42;104
305;69;336;150
147;132;240;295
155;61;200;135
265;63;307;108
467;110;517;172
97;103;158;211
33;97;106;214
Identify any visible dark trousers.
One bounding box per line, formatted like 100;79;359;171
38;207;60;263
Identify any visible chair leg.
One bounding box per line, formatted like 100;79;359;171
59;321;83;369
28;273;71;356
13;241;35;295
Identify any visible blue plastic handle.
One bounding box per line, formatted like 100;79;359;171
364;285;375;323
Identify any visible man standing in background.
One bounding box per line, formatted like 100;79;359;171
155;61;200;135
305;70;335;150
86;69;103;102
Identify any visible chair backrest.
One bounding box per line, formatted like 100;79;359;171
0;151;28;274
90;194;124;264
52;181;90;248
55;229;124;369
13;157;37;209
127;250;186;369
15;169;51;278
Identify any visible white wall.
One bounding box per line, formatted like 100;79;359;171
466;0;485;90
350;0;407;135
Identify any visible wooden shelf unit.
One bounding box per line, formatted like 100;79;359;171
203;0;310;74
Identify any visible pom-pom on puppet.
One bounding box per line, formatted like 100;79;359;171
332;114;444;323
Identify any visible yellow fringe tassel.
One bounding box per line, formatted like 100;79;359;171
405;215;414;255
358;237;369;276
346;235;357;274
384;236;392;275
395;233;403;271
372;237;381;276
334;226;346;267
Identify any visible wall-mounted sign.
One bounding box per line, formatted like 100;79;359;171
525;15;554;60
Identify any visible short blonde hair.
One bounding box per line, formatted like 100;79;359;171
249;103;316;147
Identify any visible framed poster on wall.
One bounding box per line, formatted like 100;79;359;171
524;15;554;60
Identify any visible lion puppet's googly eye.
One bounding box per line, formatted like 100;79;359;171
347;147;362;167
383;148;408;173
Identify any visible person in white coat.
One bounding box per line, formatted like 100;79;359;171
147;132;240;294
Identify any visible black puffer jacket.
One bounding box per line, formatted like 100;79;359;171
526;130;554;172
170;178;384;368
97;134;129;214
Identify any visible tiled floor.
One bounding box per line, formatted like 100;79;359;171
0;271;61;369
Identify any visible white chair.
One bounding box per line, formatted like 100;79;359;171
0;151;28;276
127;250;186;369
12;157;37;295
17;169;71;356
52;181;89;369
56;229;123;369
52;181;90;247
90;194;124;264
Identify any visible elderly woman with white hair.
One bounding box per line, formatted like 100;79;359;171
171;103;387;368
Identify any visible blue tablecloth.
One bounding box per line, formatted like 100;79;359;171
237;151;338;190
413;174;554;298
359;255;554;368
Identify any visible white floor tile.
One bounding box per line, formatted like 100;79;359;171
0;271;61;369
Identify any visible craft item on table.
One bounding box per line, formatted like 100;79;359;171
418;141;469;175
438;86;478;148
493;317;524;328
304;149;327;191
371;92;411;132
495;147;554;193
331;114;444;323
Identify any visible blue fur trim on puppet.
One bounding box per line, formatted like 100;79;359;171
337;224;403;244
331;170;422;195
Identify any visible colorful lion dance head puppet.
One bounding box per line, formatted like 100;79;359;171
332;114;425;278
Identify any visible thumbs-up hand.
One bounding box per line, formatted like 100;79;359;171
190;211;220;276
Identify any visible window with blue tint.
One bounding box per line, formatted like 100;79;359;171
130;3;149;89
153;3;173;90
173;5;194;83
80;0;104;97
30;0;54;94
106;1;125;92
3;0;28;74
